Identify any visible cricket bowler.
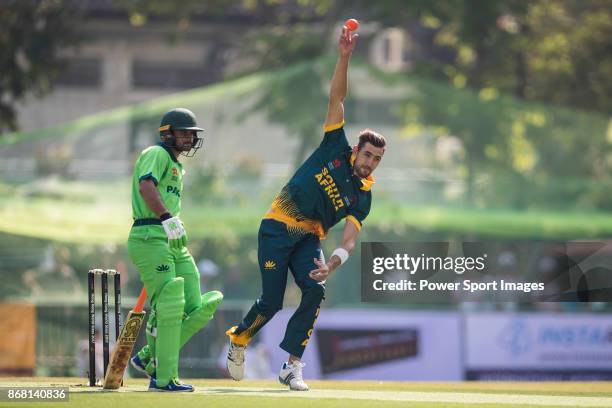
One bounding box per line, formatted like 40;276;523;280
226;26;386;390
127;108;224;392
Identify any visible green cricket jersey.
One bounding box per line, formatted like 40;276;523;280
131;143;184;220
266;122;373;239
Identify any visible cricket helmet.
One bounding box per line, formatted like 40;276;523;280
158;108;204;157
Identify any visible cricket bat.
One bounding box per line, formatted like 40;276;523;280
103;288;148;389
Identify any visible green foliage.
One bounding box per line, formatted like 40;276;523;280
229;0;612;181
0;0;78;133
244;60;332;167
525;0;612;112
118;0;342;166
398;69;611;210
3;175;612;246
357;0;612;113
185;165;221;204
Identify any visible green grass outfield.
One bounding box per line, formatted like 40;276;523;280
4;178;612;243
2;378;612;408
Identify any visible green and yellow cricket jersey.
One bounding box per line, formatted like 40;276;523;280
131;143;184;220
266;122;373;239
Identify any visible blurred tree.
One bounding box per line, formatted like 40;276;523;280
360;0;612;207
246;61;330;168
361;0;533;204
402;78;519;207
359;0;612;112
241;0;611;183
117;0;612;197
232;0;351;166
0;0;77;134
118;0;611;113
114;0;229;41
116;0;346;165
525;0;612;113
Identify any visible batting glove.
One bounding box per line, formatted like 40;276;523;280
160;214;188;250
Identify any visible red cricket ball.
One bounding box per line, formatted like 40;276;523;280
345;18;359;31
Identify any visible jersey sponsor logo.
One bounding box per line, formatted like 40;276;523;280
344;194;357;207
314;167;344;211
263;260;276;270
327;159;342;171
166;186;181;197
156;264;170;272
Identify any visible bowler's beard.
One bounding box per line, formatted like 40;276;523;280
354;164;371;179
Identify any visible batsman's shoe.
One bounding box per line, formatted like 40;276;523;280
226;326;247;381
279;361;309;391
130;354;150;378
148;378;194;392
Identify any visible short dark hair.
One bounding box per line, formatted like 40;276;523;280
357;129;386;150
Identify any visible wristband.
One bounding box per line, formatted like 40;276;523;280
159;212;172;221
332;248;349;265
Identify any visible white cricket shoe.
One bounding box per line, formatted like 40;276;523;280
279;361;309;391
226;341;246;381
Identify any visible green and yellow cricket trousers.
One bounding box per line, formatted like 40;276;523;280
127;221;223;386
233;218;325;358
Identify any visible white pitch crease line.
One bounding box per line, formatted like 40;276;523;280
66;385;612;407
195;387;612;407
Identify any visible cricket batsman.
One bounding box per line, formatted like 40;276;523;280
226;26;386;390
127;108;223;392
